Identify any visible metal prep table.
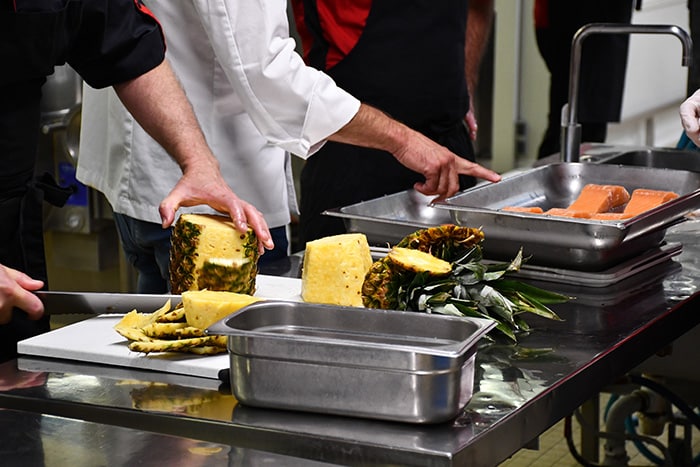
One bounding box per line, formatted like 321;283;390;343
0;408;237;466
0;219;699;466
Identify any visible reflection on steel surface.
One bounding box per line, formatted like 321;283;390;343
663;219;700;301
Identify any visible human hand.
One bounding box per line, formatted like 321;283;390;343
679;89;700;147
158;158;274;255
465;95;478;141
330;103;500;200
465;110;478;141
0;265;44;325
0;366;47;391
114;61;273;256
393;129;501;201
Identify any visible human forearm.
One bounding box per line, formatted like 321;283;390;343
329;104;500;200
113;60;210;173
465;0;495;94
112;60;273;250
328;103;408;155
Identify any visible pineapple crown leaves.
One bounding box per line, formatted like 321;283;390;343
361;224;571;343
397;225;485;261
393;243;569;342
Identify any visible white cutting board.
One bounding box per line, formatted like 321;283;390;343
17;275;302;380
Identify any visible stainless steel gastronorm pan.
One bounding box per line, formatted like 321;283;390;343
207;301;495;424
434;163;700;270
323;189;452;246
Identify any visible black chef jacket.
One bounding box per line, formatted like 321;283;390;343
0;0;165;362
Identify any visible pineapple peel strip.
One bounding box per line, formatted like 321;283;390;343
113;301;227;355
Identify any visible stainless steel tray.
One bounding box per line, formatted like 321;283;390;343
207;301;495;424
506;242;682;287
434;163;700;270
323;189;451;246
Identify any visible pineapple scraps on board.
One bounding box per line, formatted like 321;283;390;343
361;225;570;342
114;300;228;355
115;290;260;355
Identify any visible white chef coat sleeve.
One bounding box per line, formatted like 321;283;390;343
192;0;361;158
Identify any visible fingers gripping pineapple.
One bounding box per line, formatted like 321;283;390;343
169;214;259;294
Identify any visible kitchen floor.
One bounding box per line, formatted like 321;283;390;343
500;393;700;466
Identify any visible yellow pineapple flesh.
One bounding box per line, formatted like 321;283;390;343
301;233;373;307
182;290;262;329
387;247;452;275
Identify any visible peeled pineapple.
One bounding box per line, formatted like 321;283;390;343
301;233;373;307
387;247;452;275
182;290;262;329
169;213;259;294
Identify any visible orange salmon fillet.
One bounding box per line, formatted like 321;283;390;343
590;212;635;221
501;206;544;213
622;189;679;216
606;185;632;208
567;184;630;213
545;208;592;218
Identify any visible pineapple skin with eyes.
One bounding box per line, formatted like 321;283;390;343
301;233;373;307
169;213;259;295
363;225;484;310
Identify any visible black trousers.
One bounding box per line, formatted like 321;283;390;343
0;80;51;362
536;0;634;159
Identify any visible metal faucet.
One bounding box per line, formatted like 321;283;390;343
561;23;692;163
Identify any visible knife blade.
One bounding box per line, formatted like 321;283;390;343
35;291;181;315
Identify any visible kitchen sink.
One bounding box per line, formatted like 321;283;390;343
579;145;700;172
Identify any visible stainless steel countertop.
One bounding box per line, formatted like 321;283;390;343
1;406;337;466
0;407;234;466
1;219;699;466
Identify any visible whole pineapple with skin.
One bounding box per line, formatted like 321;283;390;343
395;224;484;261
169;214;259;294
362;247;452;309
362;225;483;309
362;224;568;343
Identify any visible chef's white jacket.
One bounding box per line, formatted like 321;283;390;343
77;0;360;227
